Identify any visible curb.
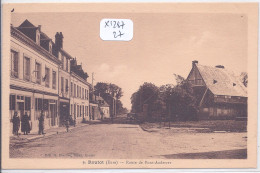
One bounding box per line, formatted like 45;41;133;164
14;124;89;141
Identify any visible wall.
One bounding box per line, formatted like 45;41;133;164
10;34;59;134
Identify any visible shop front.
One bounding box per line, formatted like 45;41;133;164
59;98;70;126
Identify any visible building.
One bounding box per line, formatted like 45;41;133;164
187;60;247;120
10;20;61;133
89;92;101;120
70;58;90;124
10;19;91;134
52;32;72;125
96;95;110;119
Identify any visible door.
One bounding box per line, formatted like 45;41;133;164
18;102;24;120
60;102;69;125
50;104;56;126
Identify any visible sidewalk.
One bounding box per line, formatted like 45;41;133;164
10;123;88;141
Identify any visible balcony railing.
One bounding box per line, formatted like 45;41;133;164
214;97;247;104
189;79;204;86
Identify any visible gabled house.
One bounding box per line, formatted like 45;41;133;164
187;60;247;120
10;19;61;133
70;58;91;123
95;96;110;119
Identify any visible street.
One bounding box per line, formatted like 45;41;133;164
10;115;247;159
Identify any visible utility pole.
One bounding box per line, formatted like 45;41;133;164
92;72;95;91
168;92;171;129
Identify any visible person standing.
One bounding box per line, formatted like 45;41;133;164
65;115;70;132
12;112;20;136
21;112;31;135
38;111;45;135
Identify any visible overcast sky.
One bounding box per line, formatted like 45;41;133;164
11;12;247;109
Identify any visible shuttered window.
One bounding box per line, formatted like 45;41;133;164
24;57;30;81
25;97;31;110
11;50;19;78
9;95;16;110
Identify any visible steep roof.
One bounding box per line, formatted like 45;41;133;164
95;96;110;107
196;64;247;97
19;19;37;28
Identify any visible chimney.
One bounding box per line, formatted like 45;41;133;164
192;60;198;67
215;65;224;69
55;32;63;50
38;25;41;32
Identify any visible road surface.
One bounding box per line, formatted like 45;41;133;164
10;116;247;159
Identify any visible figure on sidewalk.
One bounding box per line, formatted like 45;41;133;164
12;112;20;136
21;112;31;135
38;111;45;135
65;115;70;132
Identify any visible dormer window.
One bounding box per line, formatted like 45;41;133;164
49;43;52;54
36;30;40;45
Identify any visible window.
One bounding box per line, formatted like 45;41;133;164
77;85;79;97
82;88;84;99
10;94;16;110
74;84;76;97
23;56;30;81
77;105;79;117
66;58;68;72
11;50;19;78
35;98;43;111
43;99;49;111
65;79;69;93
74;104;76;117
35;62;41;84
45;67;50;87
52;71;56;89
71;104;73;115
61;55;64;69
80;105;82;117
37;33;40;45
85;106;88;116
87;90;89;100
61;77;64;93
71;82;73;96
25;97;31;110
49;43;52;54
195;79;203;85
85;89;87;99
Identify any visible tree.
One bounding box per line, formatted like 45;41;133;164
173;73;185;85
94;82;124;115
130;82;162;119
162;79;198;121
240;72;248;87
131;76;198;122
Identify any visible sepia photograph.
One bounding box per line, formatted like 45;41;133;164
1;3;258;169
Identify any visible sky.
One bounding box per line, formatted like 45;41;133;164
11;12;247;110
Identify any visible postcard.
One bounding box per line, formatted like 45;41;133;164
1;2;258;169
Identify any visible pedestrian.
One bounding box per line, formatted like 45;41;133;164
21;112;31;135
65;115;70;132
38;111;45;135
12;112;20;136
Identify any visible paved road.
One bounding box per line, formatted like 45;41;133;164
10;116;247;159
